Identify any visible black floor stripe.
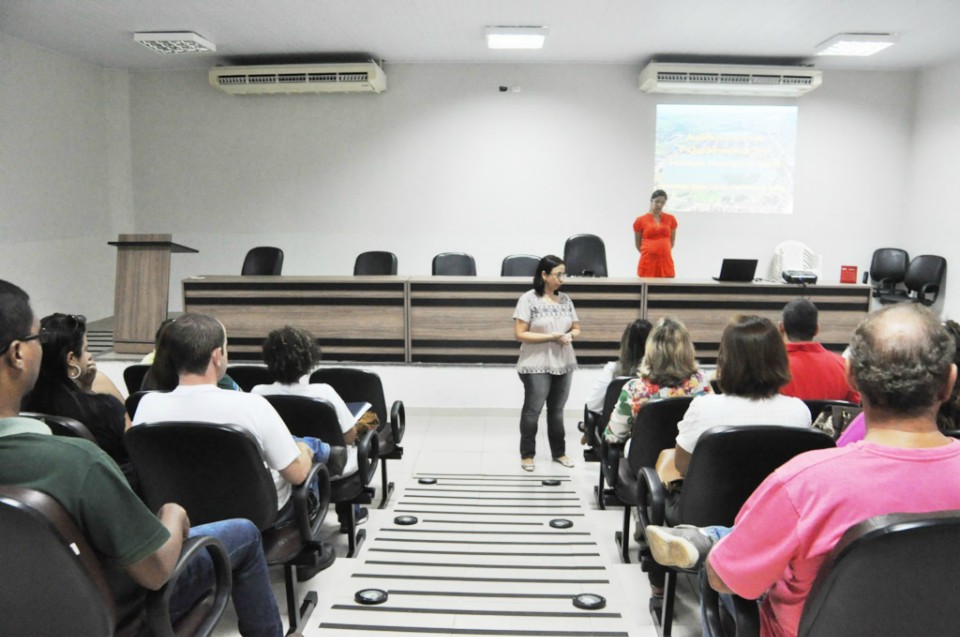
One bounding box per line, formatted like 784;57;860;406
402;495;580;500
378;528;590;535
412;477;571;482
369;548;601;556
395;511;585;517
375;539;596;546
405;488;577;494
364;560;604;571
387;590;589;599
331;605;620;618
416;519;546;525
319;625;628;636
351;574;610;584
396;503;582;508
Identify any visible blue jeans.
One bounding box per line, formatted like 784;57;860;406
273;436;329;527
169;518;283;637
698;526;737;637
519;372;573;459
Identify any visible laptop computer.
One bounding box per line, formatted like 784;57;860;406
712;259;758;282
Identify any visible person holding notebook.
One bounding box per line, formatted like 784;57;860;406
634;189;678;278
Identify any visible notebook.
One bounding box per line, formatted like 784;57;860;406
712;259;758;282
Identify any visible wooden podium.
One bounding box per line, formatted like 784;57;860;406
109;234;197;354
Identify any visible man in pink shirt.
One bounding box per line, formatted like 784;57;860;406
778;299;859;403
645;304;960;637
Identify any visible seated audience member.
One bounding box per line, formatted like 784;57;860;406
132;313;344;571
251;325;370;524
0;280;284;637
22;313;136;487
777;299;860;403
838;318;960;445
604;317;710;446
141;318;241;392
584;319;652;413
645;304;960;637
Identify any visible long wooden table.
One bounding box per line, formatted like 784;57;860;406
182;276;871;364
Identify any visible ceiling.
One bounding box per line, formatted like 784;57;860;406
2;0;959;72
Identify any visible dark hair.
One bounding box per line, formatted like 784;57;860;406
614;319;653;377
161;313;226;376
142;319;179;391
22;313;101;430
782;299;818;341
937;320;960;430
0;280;33;354
848;305;954;417
262;326;319;384
716;315;791;399
533;254;565;297
651;189;668;201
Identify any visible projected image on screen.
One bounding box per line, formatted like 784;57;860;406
655;104;798;214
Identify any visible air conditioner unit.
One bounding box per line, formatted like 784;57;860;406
638;62;822;97
209;62;386;95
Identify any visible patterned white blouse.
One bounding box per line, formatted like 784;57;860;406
513;289;579;375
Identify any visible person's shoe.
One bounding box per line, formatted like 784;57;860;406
646;524;716;570
553;456;574;468
521;458;535;472
296;543;336;582
325;446;348;478
340;507;368;533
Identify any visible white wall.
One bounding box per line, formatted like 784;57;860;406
124;64;917;311
0;33;131;319
904;58;960;319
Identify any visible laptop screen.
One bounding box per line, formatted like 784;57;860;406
714;259;758;282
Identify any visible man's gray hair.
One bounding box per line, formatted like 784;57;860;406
849;305;955;415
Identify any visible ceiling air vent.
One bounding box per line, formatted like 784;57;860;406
210;62;386;95
639;62;822;97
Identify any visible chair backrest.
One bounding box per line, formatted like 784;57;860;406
123;363;151;394
500;254;540;277
308;367;395;452
19;412;97;443
625;396;694;473
432;252;476;276
354;251;398;275
802;399;859;422
241;246;284;276
261;394;346;444
0;486;116;635
677;425;834;527
904;254;946;295
771;240;823;279
563;234;608;277
799;510;960;637
869;248;909;285
125;422;279;530
226;365;275;392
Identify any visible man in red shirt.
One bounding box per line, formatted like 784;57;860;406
778;299;859;403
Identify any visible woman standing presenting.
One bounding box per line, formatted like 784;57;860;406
514;255;580;471
634;189;678;277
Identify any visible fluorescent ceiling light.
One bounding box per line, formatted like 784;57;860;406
134;32;216;54
485;26;548;50
815;33;897;57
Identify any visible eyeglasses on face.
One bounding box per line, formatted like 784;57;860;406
0;327;49;356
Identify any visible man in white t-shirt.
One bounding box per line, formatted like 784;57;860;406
132;313;346;574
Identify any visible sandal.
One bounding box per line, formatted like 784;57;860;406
553;456;574;468
521;458;535;472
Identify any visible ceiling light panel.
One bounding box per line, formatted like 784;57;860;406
485;26;548;50
815;33;897;57
134;32;217;54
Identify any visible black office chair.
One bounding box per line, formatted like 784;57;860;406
226;365;275;392
586;376;638;510
612;396;694;564
432;252;476;276
563;234;608;277
309;367;405;509
19;412;96;443
123;363;151;394
865;248;909;298
876;254;947;306
125;422;330;634
354;251;398;275
241;246;284;276
702;510;960;637
802;399;861;439
500;254;540;277
263;394;379;557
637;425;835;637
0;485;231;637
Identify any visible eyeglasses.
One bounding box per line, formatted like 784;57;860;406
0;327;49;356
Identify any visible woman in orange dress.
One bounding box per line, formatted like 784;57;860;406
633;189;677;277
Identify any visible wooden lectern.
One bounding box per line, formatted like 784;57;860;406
108;234;197;354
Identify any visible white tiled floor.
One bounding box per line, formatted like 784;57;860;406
212;408;703;637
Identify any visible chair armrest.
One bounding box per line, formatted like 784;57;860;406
355;428;380;485
729;595;760;636
291;461;330;542
637;466;666;527
390;400;405;444
919;283;940;305
599;436;622;484
145;535;232;637
584;409;601;447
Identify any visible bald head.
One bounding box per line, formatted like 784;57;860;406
848;305;955;416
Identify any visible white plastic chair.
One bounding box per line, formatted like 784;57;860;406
770;240;823;281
